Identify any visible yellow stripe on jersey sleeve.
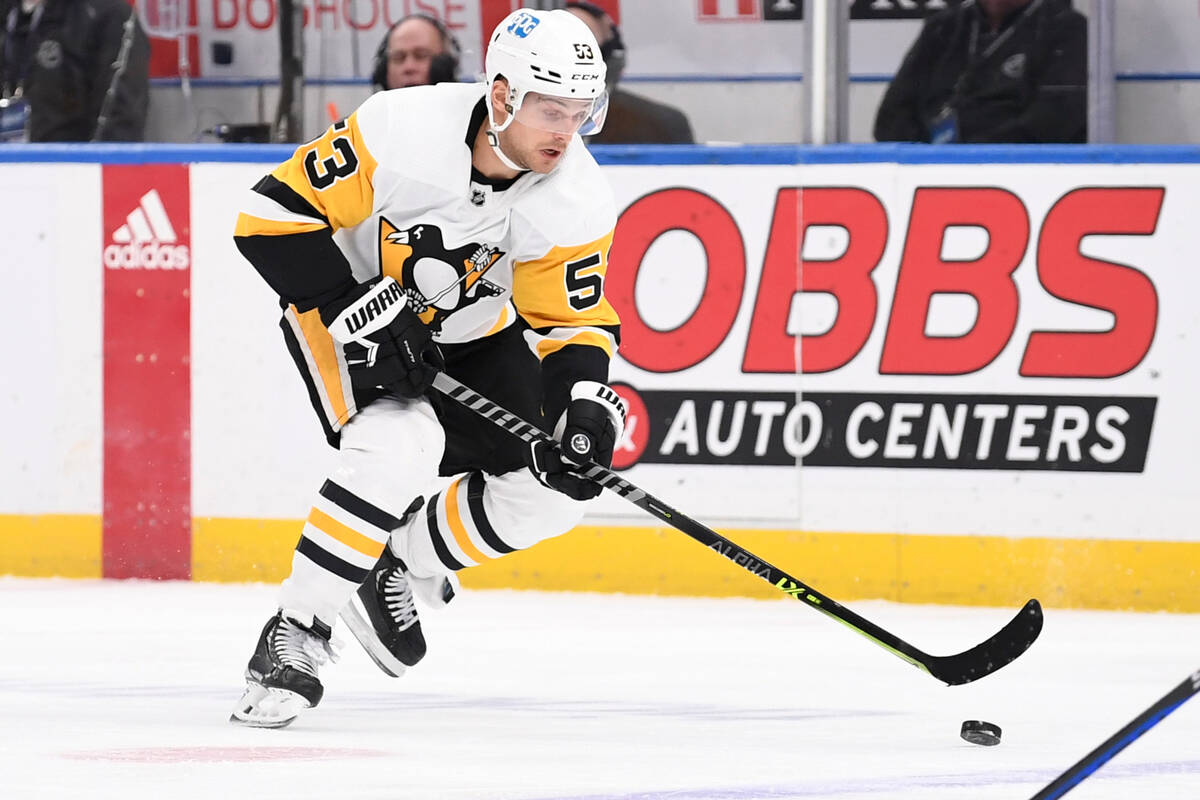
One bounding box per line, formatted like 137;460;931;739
512;231;620;331
233;213;328;237
269;112;379;232
535;329;615;360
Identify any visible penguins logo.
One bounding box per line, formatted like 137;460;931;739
378;218;505;333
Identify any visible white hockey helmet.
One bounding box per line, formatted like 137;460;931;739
485;9;608;136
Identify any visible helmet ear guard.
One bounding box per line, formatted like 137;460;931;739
484;75;518;134
484;76;527;171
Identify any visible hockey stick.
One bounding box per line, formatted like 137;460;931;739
1029;667;1200;799
431;373;1043;686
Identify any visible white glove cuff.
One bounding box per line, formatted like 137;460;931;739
328;276;409;344
568;381;627;443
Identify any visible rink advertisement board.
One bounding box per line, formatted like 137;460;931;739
593;162;1191;552
101;165;193;580
1;144;1198;611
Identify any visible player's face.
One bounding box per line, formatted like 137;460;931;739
385;18;444;89
489;85;578;173
497;114;572;173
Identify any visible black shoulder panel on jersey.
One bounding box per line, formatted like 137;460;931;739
541;341;613;425
252;174;330;226
235;229;356;311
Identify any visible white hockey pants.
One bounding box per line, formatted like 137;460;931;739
277;395;586;628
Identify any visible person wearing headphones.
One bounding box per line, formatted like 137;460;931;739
564;1;693;145
372;13;460;91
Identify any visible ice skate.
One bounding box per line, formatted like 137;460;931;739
341;545;430;677
230;612;338;728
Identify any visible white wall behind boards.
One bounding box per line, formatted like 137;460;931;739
0;166;103;515
3;154;1197;547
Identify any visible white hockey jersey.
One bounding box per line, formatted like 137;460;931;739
235;82;620;368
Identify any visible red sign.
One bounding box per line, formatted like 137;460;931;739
102;164;192;579
609;185;1164;380
610;383;648;469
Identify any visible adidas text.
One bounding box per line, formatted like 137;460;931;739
103;242;190;270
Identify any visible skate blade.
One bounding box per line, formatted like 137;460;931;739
340;596;407;679
229;682;310;729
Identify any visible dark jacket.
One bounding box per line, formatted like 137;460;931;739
874;0;1086;144
0;0;149;141
588;88;694;145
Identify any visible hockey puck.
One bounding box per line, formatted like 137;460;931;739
960;720;1002;746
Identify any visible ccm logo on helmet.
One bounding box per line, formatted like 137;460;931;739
571;74;600;80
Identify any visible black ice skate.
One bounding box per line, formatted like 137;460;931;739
229;612;338;728
341;546;429;677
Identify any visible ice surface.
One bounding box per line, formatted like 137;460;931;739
1;578;1198;800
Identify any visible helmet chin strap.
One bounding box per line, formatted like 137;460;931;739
485;126;526;173
483;90;527;173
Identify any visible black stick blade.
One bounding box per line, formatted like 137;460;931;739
925;599;1044;685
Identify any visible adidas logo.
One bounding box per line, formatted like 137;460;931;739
103;189;190;270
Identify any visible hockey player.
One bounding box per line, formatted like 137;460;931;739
229;7;625;728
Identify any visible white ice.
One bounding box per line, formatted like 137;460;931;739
2;577;1198;800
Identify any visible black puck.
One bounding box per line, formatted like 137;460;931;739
960;719;1002;746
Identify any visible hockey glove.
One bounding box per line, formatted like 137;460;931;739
321;277;443;398
529;381;627;501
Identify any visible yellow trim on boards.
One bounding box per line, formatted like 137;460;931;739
191;517;300;583
0;514;102;578
173;520;1200;612
2;514;1199;612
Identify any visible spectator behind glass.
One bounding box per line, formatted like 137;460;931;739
371;13;461;91
874;0;1086;144
0;0;149;142
565;1;694;145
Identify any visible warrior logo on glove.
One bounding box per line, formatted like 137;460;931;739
569;432;592;457
322;276;444;398
342;279;404;338
379;219;505;334
528;381;628;502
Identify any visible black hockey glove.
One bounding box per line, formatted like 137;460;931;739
528;381;627;501
320;277;443;398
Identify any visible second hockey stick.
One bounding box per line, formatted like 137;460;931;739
432;372;1044;686
1029;666;1200;799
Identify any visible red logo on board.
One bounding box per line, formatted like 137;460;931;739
611;383;648;470
102;164;191;271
